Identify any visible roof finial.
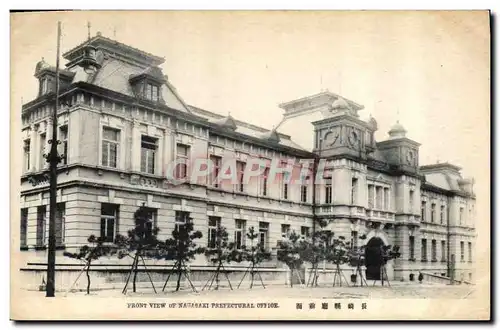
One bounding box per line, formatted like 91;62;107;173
87;21;91;40
113;26;117;39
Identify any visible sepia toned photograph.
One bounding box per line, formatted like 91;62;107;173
9;10;490;320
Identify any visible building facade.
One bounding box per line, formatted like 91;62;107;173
18;33;476;289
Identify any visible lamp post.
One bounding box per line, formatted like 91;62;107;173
45;21;62;297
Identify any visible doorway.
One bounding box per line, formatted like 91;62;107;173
365;237;384;280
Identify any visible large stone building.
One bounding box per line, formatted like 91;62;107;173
18;33;476;289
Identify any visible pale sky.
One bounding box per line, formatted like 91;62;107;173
11;11;489;184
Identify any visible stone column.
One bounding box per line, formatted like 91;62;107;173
380;187;385;210
131;120;141;172
163;128;174;177
29;125;37;172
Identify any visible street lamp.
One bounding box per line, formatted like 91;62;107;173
44;21;63;297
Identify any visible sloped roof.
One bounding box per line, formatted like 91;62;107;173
68;58;190;112
129;66;166;83
209;115;237;130
189;105;307;151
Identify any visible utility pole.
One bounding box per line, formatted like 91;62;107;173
46;21;62;297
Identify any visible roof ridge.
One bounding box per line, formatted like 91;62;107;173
188;104;291;139
63;34;164;64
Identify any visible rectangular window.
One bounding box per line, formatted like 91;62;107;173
460;241;465;262
140;208;157;238
175;144;190;179
421;238;427;262
300;226;310;240
23;140;30;171
210;155;222;188
36;206;46;246
431;239;437;261
281;224;290;238
409;190;414;212
234;219;246;249
259;222;269;250
383;187;389;210
440;205;445;224
409;236;415;260
351;178;358;204
55;203;66;246
236;161;245;193
175;211;190;233
350;231;358;250
431;203;436;223
468;242;472;262
101;203;119;242
368;184;374;209
141;135;157;174
325;184;332;204
236;161;245;192
39;133;46;169
376;186;382;209
102;127;119;168
59;126;68;165
459;207;464;225
41;78;48;95
207;216;220;249
421;201;426;221
20;208;28;247
283;182;289;200
441;240;446;262
261;167;269;196
146;83;160;102
301;176;309;203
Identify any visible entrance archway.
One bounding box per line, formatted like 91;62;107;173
365;237;384;280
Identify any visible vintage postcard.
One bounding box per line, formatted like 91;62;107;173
10;10;491;321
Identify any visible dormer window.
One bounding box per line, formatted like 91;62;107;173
145;83;160;102
34;57;75;97
129;67;166;103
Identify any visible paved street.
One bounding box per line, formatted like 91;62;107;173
24;282;476;299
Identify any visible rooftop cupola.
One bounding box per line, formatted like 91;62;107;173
33;57;75;97
388;121;407;139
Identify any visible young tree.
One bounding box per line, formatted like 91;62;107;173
326;234;351;287
114;205;161;294
378;244;401;286
237;226;272;289
303;230;332;287
347;234;368;286
63;235;114;294
161;220;204;292
203;225;237;290
276;231;308;287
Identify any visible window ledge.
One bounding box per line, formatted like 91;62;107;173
421;259;428;263
20;246;29;251
408;258;416;262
